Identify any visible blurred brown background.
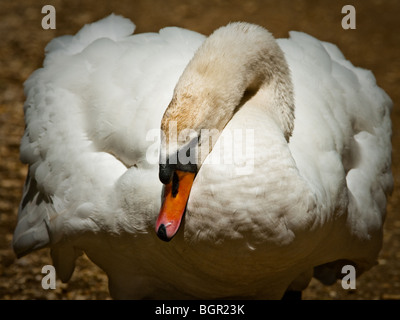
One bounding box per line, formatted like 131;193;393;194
0;0;399;299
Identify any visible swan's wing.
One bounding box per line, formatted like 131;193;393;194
13;14;205;279
278;32;393;274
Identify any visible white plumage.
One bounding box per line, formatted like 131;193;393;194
13;14;393;299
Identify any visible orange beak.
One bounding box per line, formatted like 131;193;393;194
155;170;196;241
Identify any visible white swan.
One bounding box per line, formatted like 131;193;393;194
13;14;393;299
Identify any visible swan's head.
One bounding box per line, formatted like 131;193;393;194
154;22;294;241
155;87;222;241
154;26;242;241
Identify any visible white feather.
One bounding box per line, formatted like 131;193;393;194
13;14;392;298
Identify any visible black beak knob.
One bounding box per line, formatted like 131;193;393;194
159;163;176;184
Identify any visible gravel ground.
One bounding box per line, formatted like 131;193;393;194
1;0;399;300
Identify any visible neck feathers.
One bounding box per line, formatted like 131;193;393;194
161;22;294;155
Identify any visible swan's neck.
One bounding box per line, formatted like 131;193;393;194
156;23;296;241
161;22;294;166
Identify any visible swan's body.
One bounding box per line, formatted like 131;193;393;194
13;14;392;299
